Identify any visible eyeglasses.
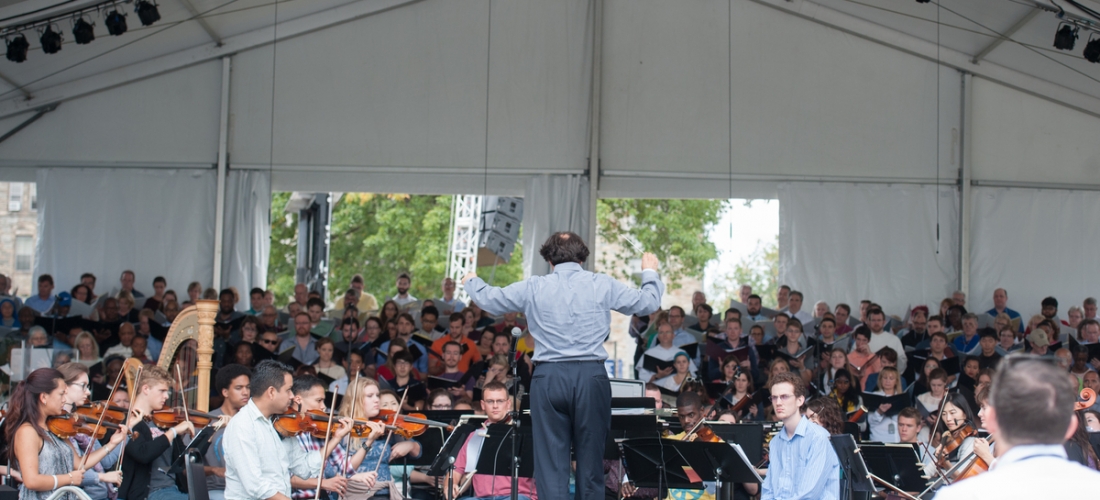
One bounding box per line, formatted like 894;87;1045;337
770;394;796;403
70;382;89;392
261;339;279;345
483;399;509;406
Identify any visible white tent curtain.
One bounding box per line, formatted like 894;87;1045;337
220;170;271;297
35;168;216;294
777;183;959;316
522;174;591;278
969;187;1100;318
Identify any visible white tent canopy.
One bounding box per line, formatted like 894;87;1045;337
1;0;1099;315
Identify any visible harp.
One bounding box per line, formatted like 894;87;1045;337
155;299;218;411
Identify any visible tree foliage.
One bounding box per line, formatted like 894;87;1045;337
268;193;523;306
710;237;779;309
597;199;725;289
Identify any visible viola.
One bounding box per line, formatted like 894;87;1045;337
149;407;219;429
1077;388;1097;411
74;402;128;424
936;423;977;470
955;435;996;481
48;413;137;440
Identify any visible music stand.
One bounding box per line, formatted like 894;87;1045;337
606;414;663;459
860;443;929;494
617;438;698;499
831;435;921;500
474;421;536;479
676;440;763;484
427;422;482;500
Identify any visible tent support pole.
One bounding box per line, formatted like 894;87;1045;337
213;56;231;290
585;0;603;270
958;71;973;296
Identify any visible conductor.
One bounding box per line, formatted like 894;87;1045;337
463;231;664;500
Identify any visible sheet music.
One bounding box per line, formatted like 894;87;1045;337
729;442;763;482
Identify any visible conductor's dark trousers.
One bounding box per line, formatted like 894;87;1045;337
530;360;611;500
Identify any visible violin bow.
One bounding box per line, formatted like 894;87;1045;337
175;365;193;430
373;387;410;474
342;371;360;478
314;389;340;500
77;367;128;470
116;365;144;472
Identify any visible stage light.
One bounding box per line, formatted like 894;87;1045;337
105;9;127;36
135;1;160;27
5;34;29;63
915;0;930;3
72;17;95;45
1054;23;1078;50
39;25;63;54
1085;34;1100;63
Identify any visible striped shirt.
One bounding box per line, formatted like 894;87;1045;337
761;415;839;500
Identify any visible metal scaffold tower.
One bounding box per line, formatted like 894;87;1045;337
446;195;482;302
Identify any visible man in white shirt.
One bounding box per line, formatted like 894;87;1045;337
934;355;1100;499
864;307;907;374
392;272;418;307
224;360;354;500
787;291;813;326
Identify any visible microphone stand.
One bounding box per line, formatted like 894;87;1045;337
509;327;523;500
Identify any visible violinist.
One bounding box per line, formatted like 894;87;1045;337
288;375;361;499
119;365;201;500
935;355;1100;498
972;386;997;470
931;393;977;475
203;363;252;500
896;407;936;477
223;360;354;500
451;382;537;500
664;393;761;500
56;362;124;500
7;367;128;500
326;376;422;500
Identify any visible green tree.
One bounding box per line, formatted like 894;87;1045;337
710;237;779;309
268;191;298;306
597;199;725;289
267;193;523;307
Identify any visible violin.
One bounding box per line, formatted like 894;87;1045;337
847;406;867;423
955;434;996;481
1076;388;1097;411
74;402;129;424
690;425;723;443
273;409;402;439
936;423;977;470
48;413;137;440
149;407;219;429
371;410;453;439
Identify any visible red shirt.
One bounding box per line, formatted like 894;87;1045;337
431;335;482;373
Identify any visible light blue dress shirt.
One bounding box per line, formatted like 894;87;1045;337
761;415;840;500
223;400;321;500
465;262;664;362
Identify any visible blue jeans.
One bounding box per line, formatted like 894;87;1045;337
148;486;189;500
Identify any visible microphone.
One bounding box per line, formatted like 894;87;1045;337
511;327;522;338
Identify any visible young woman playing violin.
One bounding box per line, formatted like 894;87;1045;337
285;374;370;499
932;393;978;476
716;358;759;421
6;367;128;500
327;377;422;500
56;362;125;500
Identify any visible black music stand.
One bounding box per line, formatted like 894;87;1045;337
831;435;921;500
475;421;536;479
426;422;482;500
860;443;929;494
617;438;698;499
606;414;663;459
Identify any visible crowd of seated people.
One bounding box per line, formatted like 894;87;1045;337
6;266;1100;499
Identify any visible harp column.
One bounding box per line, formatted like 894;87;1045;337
194;299;218;412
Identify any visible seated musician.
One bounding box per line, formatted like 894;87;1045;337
288;374;368;500
715;358;759;421
56;363;123;500
204;363;252;500
327;377;422;500
120;366;209;500
917;368;949;429
761;372;839;500
935;355;1100;498
931;393;978;477
451;381;537;500
668;391;759;499
8;367;127;500
896;406;936;477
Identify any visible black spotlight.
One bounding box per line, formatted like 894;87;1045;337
39;25;63;54
105;9;127;36
135;1;160;27
1054;23;1079;50
1085;34;1100;63
5;34;29;63
72;18;95;45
